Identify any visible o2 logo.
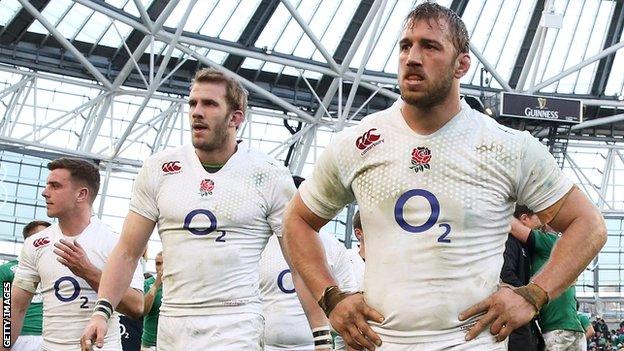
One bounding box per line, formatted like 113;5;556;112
277;269;295;294
54;276;89;308
394;189;451;243
183;209;226;242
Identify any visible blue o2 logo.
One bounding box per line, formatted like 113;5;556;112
183;209;217;236
394;189;451;243
277;269;295;294
183;209;227;241
54;276;89;308
54;276;80;302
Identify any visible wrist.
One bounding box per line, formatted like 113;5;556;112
513;282;549;314
317;285;359;318
312;326;332;350
93;298;114;322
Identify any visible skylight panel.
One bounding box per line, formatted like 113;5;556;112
0;0;21;26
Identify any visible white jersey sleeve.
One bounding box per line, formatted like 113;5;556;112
129;159;159;221
515;132;574;211
15;237;41;287
299;139;355;219
266;166;296;237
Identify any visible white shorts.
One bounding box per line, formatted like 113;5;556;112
12;335;43;351
373;336;507;351
140;346;157;351
157;312;264;351
543;330;586;351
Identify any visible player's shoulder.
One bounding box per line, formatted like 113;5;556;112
20;224;56;255
142;145;190;168
335;103;398;145
239;145;291;176
465;105;526;143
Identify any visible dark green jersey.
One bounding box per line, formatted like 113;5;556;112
577;313;590;331
141;276;162;347
529;230;583;333
0;260;43;335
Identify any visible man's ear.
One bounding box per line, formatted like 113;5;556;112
76;187;89;203
354;228;363;242
454;53;471;79
230;110;245;129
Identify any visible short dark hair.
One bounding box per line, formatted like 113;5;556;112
292;175;305;189
48;158;100;203
404;2;469;54
193;68;248;114
22;220;51;239
353;210;362;230
513;205;534;219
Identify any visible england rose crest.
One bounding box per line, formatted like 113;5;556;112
199;179;215;196
410;147;431;172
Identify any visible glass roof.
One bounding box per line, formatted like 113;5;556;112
524;0;616;94
5;0;620;98
0;0;21;27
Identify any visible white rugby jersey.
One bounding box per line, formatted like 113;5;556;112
15;217;144;351
299;99;573;346
130;144;295;317
259;233;357;350
346;247;365;290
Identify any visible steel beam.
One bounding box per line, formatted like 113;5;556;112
16;0;113;90
528;40;624;94
280;0;340;73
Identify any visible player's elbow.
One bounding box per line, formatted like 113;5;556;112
124;291;145;319
590;214;607;250
126;302;144;320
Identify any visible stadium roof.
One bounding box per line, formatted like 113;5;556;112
0;0;623;167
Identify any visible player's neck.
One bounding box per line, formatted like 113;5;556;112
58;208;92;236
195;139;238;165
401;92;462;135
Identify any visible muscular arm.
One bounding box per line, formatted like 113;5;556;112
282;193;335;301
277;236;329;329
98;211;154;314
532;187;607;300
3;285;34;351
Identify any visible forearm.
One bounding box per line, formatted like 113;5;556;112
5;308;26;350
98;245;141;309
284;217;336;300
4;286;33;351
533;214;606;299
292;270;329;329
143;283;160;316
82;266;102;292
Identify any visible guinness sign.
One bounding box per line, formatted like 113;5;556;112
500;92;582;124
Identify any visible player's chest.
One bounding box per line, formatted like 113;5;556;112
352;136;516;209
157;173;267;224
33;239;105;284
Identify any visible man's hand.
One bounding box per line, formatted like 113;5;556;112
54;239;97;279
155;264;163;288
458;287;537;342
329;293;384;351
80;314;108;350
